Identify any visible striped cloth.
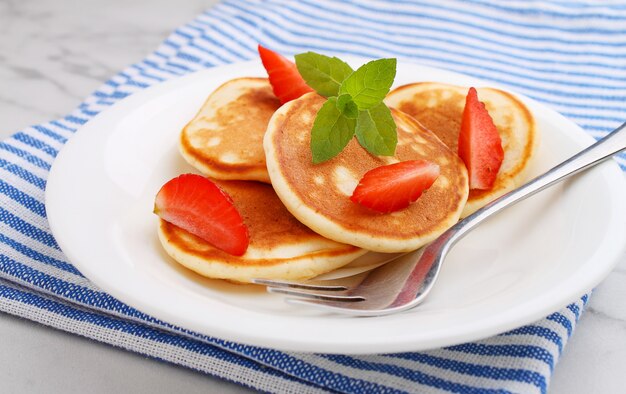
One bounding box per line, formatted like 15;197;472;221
1;1;624;393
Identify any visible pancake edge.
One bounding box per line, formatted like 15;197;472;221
158;220;368;283
179;137;271;183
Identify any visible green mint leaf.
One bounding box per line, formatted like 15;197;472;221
355;103;397;156
339;58;397;110
336;94;359;119
295;52;354;97
311;97;357;163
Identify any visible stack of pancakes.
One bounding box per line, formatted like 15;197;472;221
159;78;537;283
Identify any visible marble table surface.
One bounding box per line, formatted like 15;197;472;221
1;1;625;393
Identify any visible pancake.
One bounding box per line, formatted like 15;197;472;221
264;93;469;253
157;180;366;283
386;82;537;216
180;78;281;183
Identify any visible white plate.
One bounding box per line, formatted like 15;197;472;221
46;59;626;354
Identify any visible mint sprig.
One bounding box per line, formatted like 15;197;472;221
310;97;357;164
295;53;398;163
355;103;397;156
295;52;354;97
336;94;359;119
339;58;396;110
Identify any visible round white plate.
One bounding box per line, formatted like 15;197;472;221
46;59;626;354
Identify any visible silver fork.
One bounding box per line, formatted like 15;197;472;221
253;122;626;316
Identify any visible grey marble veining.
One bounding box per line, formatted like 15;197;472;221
0;0;207;134
1;1;625;393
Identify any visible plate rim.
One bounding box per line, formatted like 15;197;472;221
45;59;626;354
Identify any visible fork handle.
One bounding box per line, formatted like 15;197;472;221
452;121;626;243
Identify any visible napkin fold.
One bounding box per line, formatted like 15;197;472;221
1;1;624;393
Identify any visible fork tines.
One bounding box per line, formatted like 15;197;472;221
252;279;365;303
251;278;347;291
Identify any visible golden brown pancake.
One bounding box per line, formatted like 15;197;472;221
180;78;281;183
264;93;469;253
386;82;537;216
157;180;366;283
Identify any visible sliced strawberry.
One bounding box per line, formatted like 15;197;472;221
154;174;249;256
458;87;504;190
350;160;440;213
258;44;313;104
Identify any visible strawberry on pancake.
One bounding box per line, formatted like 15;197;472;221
156;176;365;283
386;82;537;216
264;93;469;253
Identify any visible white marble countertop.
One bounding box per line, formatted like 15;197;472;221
1;1;625;393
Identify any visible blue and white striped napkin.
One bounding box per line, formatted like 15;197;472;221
1;1;624;393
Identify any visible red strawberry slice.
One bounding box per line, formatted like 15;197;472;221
154;174;249;256
458;87;504;190
350;160;440;213
258;44;313;104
